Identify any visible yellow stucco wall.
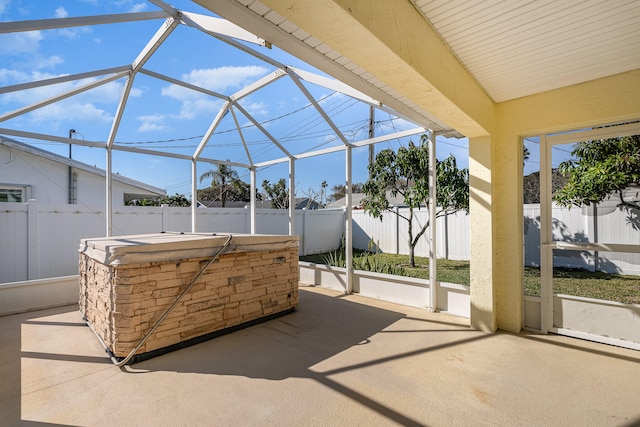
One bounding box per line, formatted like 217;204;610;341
492;69;640;332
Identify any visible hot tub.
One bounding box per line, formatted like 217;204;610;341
78;232;299;363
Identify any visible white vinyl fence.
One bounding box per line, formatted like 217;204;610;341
524;202;640;275
2;200;639;284
351;207;470;260
0;200;345;284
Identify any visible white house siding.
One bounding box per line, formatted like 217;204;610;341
0;139;164;206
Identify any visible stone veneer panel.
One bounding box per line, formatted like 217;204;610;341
79;247;299;358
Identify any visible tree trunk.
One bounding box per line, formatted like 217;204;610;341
409;243;416;268
408;208;415;267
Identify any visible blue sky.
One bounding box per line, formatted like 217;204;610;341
0;0;470;198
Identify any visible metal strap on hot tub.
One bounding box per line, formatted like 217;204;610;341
111;233;233;367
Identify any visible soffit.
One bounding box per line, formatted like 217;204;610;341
411;0;640;102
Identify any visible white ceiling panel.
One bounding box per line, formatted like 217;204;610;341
412;0;640;101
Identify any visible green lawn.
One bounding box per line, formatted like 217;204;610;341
300;251;640;304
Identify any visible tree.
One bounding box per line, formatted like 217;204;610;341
362;136;469;267
199;162;245;207
198;179;251;205
523;169;569;204
327;182;364;203
262;178;289;209
126;193;190;207
555;135;640;209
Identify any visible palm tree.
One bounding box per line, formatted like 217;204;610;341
321;180;328;206
199;162;240;207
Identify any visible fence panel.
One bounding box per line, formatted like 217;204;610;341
595;204;640;275
352;209;398;253
352;207;470;260
36;204;105;279
301;209;344;254
4;200;639;284
0;203;28;283
112;206;164;235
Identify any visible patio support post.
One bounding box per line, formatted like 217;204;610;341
468;135;497;332
105;147;112;237
428;129;437;311
250;167;256;234
540;134;553;333
288;158;295;235
191;159;197;233
345;145;353;294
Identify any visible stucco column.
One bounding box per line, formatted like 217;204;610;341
468;136;496;332
492;130;524;333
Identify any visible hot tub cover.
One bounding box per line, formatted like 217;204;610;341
79;232;299;266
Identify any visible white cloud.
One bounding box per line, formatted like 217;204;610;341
0;0;9;16
137;114;170;133
0;75;135;106
161;66;268;121
129;3;148;13
112;0;148;13
162;66;269;100
35;55;64;69
0;69;29;85
29;101;113;125
54;7;68;18
0;31;43;55
242;100;269;117
177;98;221;120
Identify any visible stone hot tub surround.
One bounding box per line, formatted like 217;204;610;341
79;233;299;362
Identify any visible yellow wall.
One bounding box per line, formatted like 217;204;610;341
492;69;640;331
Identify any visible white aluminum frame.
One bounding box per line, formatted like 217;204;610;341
0;1;447;301
536;121;640;338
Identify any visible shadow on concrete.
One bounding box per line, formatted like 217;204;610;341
0;305;81;427
515;330;640;364
131;289;485;426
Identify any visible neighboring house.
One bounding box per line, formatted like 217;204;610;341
199;197;319;209
0;137;165;206
198;200;272;208
295;197;320;210
325;191;406;209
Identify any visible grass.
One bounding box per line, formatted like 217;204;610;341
300;251;640;305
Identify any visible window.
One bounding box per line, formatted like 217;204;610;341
0;185;30;202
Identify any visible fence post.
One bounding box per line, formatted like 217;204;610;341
593;203;599;272
27;199;39;280
301;208;307;255
161;204;169;232
245;206;251;234
444;212;449;260
395;206;400;255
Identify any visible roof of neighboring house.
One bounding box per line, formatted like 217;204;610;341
198;200;272;209
198;198;320;209
0;137;165;196
325;191;406;209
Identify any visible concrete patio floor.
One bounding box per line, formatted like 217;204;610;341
1;285;639;426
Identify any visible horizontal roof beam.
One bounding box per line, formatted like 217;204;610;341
0;128;105;149
181;11;269;47
0;11;169;34
139;68;227;99
0;66;131;95
230;69;287;101
0;71;128;123
351;127;426;148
